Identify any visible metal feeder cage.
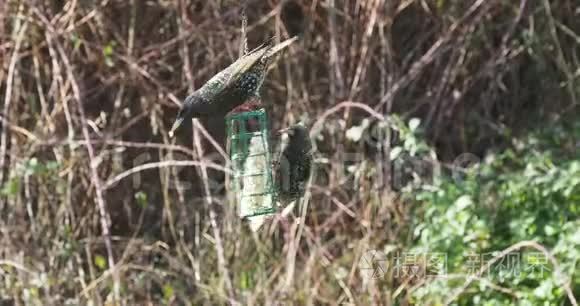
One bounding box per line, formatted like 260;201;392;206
226;108;276;218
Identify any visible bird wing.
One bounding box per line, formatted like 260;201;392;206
221;36;297;89
223;45;272;87
197;37;297;99
197;44;270;98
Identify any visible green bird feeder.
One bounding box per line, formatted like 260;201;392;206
226;108;276;221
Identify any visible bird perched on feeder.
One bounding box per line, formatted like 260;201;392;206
275;124;313;208
168;36;298;137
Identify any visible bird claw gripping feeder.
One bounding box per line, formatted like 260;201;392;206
226;107;277;225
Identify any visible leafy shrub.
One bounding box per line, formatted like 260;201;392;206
409;121;579;304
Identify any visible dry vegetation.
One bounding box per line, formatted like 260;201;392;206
1;0;579;305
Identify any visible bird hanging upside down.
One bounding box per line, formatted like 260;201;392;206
275;124;313;208
169;36;298;137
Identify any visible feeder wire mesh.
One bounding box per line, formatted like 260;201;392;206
226;108;276;218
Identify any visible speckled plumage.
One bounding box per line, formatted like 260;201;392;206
169;36;297;136
276;125;312;206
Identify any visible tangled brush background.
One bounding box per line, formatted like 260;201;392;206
1;1;578;304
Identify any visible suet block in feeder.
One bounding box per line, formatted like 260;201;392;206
226;108;276;222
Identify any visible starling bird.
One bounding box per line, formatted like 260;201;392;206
275;125;313;207
169;36;298;137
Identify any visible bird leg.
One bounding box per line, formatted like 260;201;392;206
226;96;263;116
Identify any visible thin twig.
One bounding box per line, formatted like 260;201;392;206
103;159;231;190
0;9;27;188
375;0;493;111
0;260;36;275
239;2;249;57
0;114;38;141
311;101;386;138
193;119;236;303
542;0;577;106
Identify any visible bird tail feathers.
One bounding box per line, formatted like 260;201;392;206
267;36;298;59
245;36;297;63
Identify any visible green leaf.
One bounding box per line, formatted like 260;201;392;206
346;119;370;142
544;225;557;236
94;255;107;270
454;195;473;210
103;43;114;56
409;118;421;131
162;283;174;301
240;271;250;289
134;191;148;208
71;34;82;50
390;146;403;160
103;41;116;67
1;179;20;196
346;125;365;142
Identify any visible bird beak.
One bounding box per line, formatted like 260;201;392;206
276;127;291;136
169;117;184;138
